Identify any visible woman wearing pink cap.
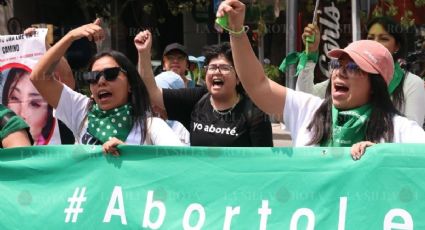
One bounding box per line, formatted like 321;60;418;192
297;17;425;127
216;0;425;159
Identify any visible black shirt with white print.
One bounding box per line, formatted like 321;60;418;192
163;87;273;147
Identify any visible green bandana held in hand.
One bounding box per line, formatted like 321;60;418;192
322;104;372;147
279;51;319;77
87;104;133;144
388;62;404;95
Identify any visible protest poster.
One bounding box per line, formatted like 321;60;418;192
0;29;63;145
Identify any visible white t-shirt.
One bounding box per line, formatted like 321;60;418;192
42;118;62;145
166;120;190;146
55;85;183;146
284;89;425;146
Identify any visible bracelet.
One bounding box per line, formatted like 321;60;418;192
224;25;249;36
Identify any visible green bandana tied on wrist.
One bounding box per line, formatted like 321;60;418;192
279;51;319;77
322;104;372;147
388;63;404;95
87;104;133;144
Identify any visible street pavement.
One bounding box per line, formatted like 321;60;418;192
271;122;292;147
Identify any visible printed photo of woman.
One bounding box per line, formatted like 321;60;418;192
2;67;55;145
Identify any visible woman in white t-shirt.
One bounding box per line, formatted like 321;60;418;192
296;17;425;127
216;0;425;159
30;19;183;155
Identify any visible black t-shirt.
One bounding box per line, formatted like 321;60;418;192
163;87;273;147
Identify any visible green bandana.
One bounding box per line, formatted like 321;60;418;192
87;104;133;144
0;104;30;143
323;104;372;147
388;63;404;95
279;51;319;77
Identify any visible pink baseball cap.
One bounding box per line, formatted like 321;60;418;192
328;40;394;85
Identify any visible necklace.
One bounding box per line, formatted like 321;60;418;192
210;94;240;116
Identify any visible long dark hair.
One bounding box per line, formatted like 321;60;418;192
203;42;245;94
366;16;406;109
306;74;400;145
87;51;152;143
2;68;55;142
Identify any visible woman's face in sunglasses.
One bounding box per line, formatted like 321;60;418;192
84;67;126;84
89;56;131;111
330;55;371;110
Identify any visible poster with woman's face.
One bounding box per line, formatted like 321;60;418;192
0;29;62;145
1;66;55;145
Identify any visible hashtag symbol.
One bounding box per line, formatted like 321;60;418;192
64;187;87;223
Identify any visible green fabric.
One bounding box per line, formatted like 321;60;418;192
305;34;316;54
87;104;133;143
279;51;319;77
0;104;29;141
1;144;425;228
215;15;247;35
215;15;229;29
388;62;405;95
323;104;372;147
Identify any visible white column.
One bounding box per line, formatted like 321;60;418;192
285;0;298;89
351;0;361;41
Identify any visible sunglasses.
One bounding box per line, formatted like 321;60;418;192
83;67;127;84
329;59;362;76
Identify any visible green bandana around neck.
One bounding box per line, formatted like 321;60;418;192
322;104;372;147
87;104;133;144
279;51;319;77
388;62;404;95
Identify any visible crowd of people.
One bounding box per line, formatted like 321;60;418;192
1;0;424;159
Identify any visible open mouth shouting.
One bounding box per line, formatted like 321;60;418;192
211;77;225;90
212;78;224;86
97;89;113;103
332;80;351;102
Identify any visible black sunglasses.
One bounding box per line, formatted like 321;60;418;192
83;67;127;84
